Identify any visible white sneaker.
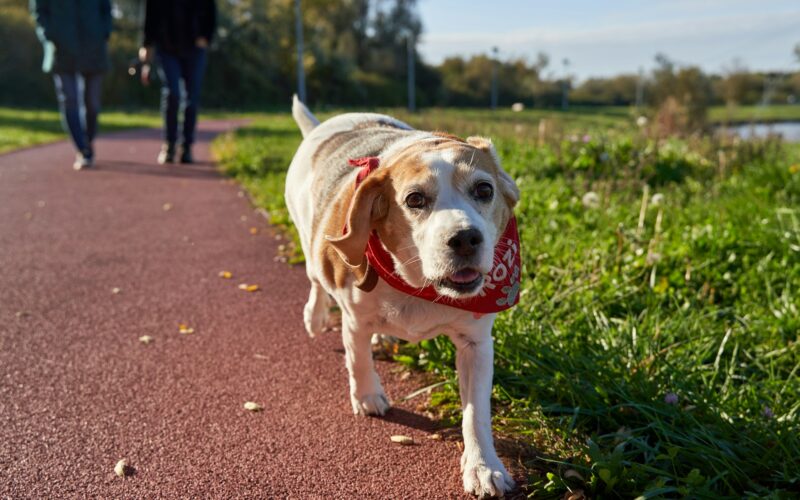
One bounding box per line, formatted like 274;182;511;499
73;153;93;170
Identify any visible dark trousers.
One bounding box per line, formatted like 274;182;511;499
53;72;103;157
157;47;207;147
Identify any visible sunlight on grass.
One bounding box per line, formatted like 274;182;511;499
0;107;165;154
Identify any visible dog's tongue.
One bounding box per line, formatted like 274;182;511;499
449;268;481;283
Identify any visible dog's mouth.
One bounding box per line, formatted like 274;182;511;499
437;268;484;295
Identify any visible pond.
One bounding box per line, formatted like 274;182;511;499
719;121;800;142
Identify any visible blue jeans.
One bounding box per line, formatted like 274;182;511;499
53;72;103;157
157;47;207;147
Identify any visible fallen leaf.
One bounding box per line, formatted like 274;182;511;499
114;459;129;477
218;271;232;279
111;287;121;294
139;335;154;345
249;227;258;235
178;324;195;335
427;433;442;441
390;435;414;445
238;283;259;292
162;203;172;211
244;401;263;412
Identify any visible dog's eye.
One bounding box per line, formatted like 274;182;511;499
405;192;426;209
473;182;494;201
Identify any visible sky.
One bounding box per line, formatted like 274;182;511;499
416;0;800;81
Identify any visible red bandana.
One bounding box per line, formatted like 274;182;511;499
346;157;521;315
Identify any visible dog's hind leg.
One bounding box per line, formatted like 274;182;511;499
341;313;390;416
303;278;330;338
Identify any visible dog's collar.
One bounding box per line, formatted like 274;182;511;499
347;157;521;315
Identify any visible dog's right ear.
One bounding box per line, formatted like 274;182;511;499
325;172;389;268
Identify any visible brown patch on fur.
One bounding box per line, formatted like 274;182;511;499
432;131;466;143
355;265;378;291
353;119;403;130
317;181;358;289
319;170;391;289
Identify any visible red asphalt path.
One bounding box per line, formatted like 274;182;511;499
0;122;477;498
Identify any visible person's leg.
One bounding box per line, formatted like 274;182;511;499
156;50;182;163
82;72;104;160
53;73;88;157
179;47;207;162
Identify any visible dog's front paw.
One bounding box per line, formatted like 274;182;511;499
462;455;515;498
350;392;390;416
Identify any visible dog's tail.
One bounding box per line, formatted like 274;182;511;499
292;94;319;138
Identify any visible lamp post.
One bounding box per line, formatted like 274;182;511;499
490;46;499;110
561;58;570;111
294;0;306;102
636;66;644;108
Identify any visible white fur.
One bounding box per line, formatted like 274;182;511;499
285;100;515;497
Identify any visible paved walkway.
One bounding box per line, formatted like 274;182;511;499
0;122;475;498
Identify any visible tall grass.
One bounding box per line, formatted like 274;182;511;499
214;108;800;497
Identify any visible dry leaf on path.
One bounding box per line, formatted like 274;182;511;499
114;459;130;477
218;271;232;279
139;335;154;345
390;435;414;445
178;324;195;335
244;401;264;412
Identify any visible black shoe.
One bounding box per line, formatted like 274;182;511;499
180;144;193;164
158;143;176;164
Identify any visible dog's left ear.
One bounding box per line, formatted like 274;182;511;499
326;172;389;268
467;136;520;208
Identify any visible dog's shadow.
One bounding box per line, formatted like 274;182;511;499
380;407;439;433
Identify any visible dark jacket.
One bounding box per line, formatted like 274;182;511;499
30;0;112;74
143;0;217;56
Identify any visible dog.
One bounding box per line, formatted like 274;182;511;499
285;96;521;498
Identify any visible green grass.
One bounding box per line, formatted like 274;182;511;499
0;107;254;154
219;107;800;498
0;107;164;154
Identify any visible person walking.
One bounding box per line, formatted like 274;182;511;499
139;0;217;165
30;0;112;170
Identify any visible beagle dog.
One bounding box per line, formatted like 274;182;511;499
285;96;521;498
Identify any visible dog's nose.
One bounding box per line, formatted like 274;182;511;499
447;228;483;257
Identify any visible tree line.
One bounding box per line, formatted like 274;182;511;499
2;0;798;113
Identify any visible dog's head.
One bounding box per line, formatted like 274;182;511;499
327;135;519;299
